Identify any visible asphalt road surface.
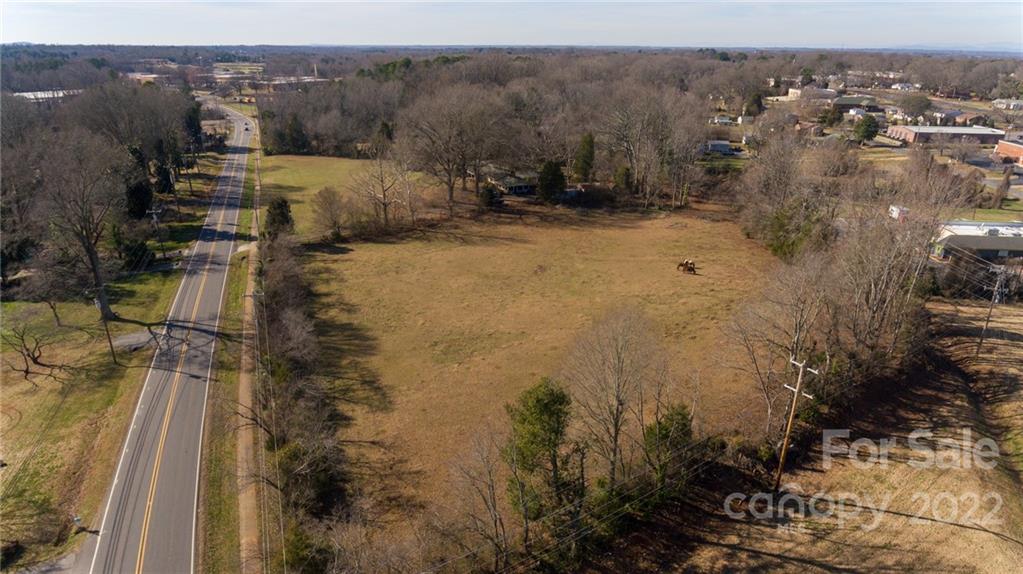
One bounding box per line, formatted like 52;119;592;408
84;107;252;574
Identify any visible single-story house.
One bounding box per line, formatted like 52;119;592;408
710;114;735;126
932;221;1023;261
885;125;1006;144
766;76;801;89
832;95;882;113
995;139;1023;163
954;112;989;126
491;175;536;196
891;83;917;91
787;87;838;100
932;109;964;124
703;140;733;154
795;122;824;137
847;108;871;120
993;99;1023;111
886;107;921;124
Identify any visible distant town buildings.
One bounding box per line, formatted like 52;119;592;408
885;125;1005;144
11;89;82;103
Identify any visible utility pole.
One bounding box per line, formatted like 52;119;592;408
146;207;167;258
773;356;817;492
975;269;1005;359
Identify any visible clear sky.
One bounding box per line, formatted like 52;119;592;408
2;1;1021;51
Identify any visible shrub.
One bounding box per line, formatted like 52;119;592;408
477;183;500;212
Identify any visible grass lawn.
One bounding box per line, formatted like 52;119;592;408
1;269;183;567
150;150;228;254
955;198;1023;222
1;133;242;570
199;121;258;573
197;248;247;574
259;154;370;237
224;102;258;118
699;155;747;174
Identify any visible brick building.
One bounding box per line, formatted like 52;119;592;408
885;125;1005;144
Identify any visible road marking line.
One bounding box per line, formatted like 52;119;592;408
87;129;241;574
190;109;252;574
133;151;239;574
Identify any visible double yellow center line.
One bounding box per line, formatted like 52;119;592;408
133;150;240;574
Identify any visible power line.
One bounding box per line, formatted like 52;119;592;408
497;453;719;574
426;436;717;573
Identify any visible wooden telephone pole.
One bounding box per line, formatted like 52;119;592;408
773;356;817;492
975;269;1005;359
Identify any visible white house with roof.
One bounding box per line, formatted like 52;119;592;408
993;99;1023;111
932;221;1023;261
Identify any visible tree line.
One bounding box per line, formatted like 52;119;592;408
2;80;202;330
729;134;989;471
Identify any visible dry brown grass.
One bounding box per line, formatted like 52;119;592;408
299;203;776;527
595;301;1023;573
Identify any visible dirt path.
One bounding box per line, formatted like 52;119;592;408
235;126;262;574
235;241;262;574
587;302;1023;573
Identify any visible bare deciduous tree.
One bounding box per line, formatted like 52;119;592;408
562;308;664;493
399;86;475;216
311;186;345;241
451;430;509;572
41;128;128;320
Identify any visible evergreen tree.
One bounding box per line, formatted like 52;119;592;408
613;165;633;194
265;197;295;238
123;145;153;219
537;160;566;204
125;178;153;220
573;133;595;182
743;93;764;116
818;106;843;127
285;113;309;153
643;403;693;489
853;114;880;142
503;378;572;528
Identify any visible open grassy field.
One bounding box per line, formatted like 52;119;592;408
259;154;371;236
260;154;777;529
308;210;776;518
224;101;258;118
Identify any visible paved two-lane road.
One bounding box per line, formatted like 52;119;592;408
85;107;252;574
